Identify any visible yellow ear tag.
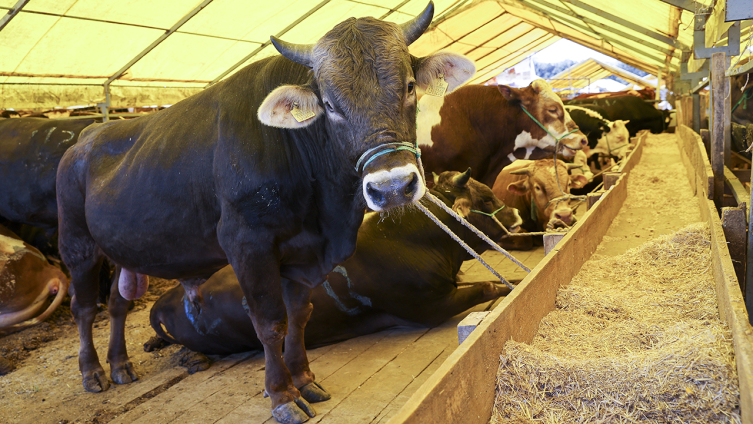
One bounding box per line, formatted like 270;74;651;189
426;74;449;97
290;102;316;123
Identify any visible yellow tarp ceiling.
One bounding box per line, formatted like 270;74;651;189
547;58;655;93
0;0;750;109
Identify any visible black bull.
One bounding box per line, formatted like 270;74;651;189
149;173;522;354
55;3;475;423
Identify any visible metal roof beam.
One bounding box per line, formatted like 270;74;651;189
521;0;679;57
558;0;690;51
0;0;29;33
511;0;670;69
106;0;215;85
657;0;696;12
208;0;331;87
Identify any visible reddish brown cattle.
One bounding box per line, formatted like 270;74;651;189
0;224;68;336
417;79;587;187
572;88;656;101
492;159;587;235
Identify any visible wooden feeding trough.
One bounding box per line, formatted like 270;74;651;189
388;127;753;424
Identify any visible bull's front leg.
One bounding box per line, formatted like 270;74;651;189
281;278;331;403
225;242;316;424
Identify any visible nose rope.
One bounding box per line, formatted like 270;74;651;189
469;204;505;217
355;142;421;173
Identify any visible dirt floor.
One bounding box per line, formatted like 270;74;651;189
0;276;188;424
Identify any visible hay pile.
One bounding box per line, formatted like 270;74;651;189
491;223;740;423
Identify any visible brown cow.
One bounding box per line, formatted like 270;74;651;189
417;79;587;187
492;159;587;241
0;224;68;336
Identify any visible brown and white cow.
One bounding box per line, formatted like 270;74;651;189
0;224;68;336
492;159;587;236
416;79;587;187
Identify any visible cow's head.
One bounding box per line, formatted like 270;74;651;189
597;119;630;159
432;169;522;245
258;2;475;211
504;159;587;227
498;79;587;158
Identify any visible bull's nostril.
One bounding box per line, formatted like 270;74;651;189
580;138;587;145
404;173;419;198
366;182;385;206
555;214;562;219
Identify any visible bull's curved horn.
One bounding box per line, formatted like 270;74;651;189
566;163;582;171
400;2;434;45
432;171;440;185
453;168;471;186
270;36;314;68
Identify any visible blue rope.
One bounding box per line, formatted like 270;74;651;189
355;142;421;173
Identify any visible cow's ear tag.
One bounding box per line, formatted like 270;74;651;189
290;102;316;123
426;74;449;97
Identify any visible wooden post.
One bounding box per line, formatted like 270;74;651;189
692;92;701;134
710;52;731;208
603;172;620;190
543;233;565;255
587;192;602;210
457;311;490;344
747;163;753;324
722;206;747;295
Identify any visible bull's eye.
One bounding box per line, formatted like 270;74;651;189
548;108;558;114
407;82;415;94
324;101;335;113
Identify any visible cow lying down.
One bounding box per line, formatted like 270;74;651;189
145;170;522;357
0;224;68;336
492;159;588;250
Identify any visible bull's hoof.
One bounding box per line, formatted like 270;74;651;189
143;336;171;352
271;398;316;424
178;348;211;374
82;369;110;393
110;361;138;385
299;381;331;403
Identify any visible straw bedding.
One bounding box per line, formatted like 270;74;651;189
490;135;740;423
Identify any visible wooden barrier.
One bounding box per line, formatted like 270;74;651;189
388;129;647;424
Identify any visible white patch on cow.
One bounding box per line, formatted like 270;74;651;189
416;95;445;147
509;209;523;231
523;146;535;159
507;152;517;163
564;105;604;120
513;130;555;151
362;164;425;211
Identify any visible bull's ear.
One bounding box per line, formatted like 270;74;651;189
507;180;528;196
432;172;439;185
498;85;523;102
570;174;588;189
258;85;323;128
414;52;475;93
451;196;472;218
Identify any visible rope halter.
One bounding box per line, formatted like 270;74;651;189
520;105;582;149
354;142;421;173
470;204;506;217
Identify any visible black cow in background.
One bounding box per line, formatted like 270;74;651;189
55;3;476;423
567;95;664;136
146;170;521;355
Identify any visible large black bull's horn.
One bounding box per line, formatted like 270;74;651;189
270;36;314;68
400;2;434;45
453;168;472;186
270;1;434;67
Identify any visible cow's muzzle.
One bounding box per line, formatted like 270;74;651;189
363;164;424;211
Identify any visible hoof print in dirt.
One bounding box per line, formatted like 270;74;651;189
177;347;211;374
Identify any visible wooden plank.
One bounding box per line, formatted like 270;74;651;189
603;172;620;190
725;166;750;217
458;312;490;344
710;52;732;207
543;233;565;254
676;125;714;199
388;137;646;424
676;130;753;424
587;192;602;210
722;206;747;294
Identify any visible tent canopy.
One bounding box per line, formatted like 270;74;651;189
547;58;656;94
0;0;750;109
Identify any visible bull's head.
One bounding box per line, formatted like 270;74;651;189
257;2;476;211
506;159;586;227
433;169;522;245
498;79;587;158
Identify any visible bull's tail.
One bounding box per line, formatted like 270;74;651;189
149;304;179;345
0;277;68;336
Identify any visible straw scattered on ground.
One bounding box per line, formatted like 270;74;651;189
491;134;740;423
